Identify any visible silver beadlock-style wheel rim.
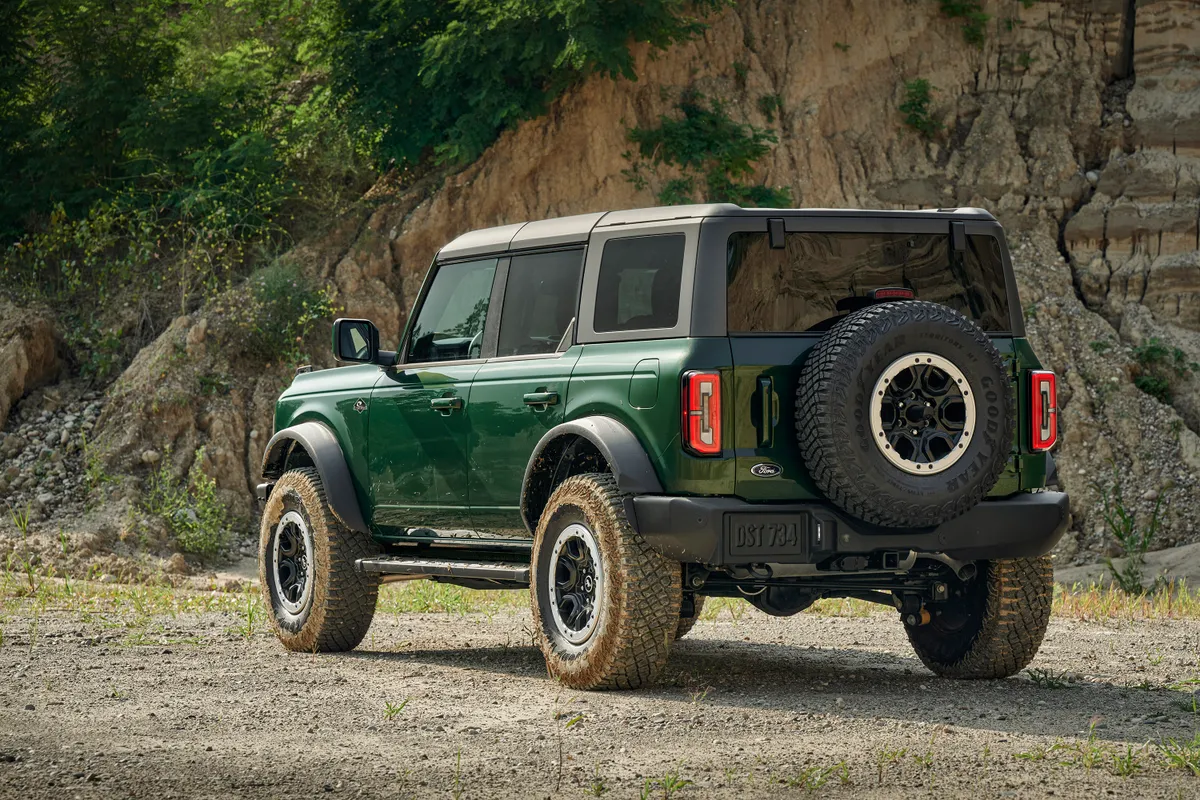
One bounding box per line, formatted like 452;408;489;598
548;523;604;645
869;352;976;476
272;510;314;615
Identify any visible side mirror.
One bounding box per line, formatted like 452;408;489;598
332;318;379;363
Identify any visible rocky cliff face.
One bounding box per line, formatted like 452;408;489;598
5;0;1198;568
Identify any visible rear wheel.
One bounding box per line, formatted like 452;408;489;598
530;474;682;690
259;468;380;652
905;556;1053;678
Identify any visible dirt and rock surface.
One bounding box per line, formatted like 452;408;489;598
2;600;1200;799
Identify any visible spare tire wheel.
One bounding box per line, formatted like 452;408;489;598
795;300;1014;528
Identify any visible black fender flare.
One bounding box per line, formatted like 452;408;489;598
520;416;663;532
260;421;369;534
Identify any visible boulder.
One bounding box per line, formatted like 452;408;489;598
0;300;62;430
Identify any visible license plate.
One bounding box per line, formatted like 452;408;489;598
724;514;810;560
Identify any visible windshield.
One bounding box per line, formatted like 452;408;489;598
726;231;1011;333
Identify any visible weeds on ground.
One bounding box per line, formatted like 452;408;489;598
587;764;610;796
383;699;409;720
876;747;908;784
1111;744;1145;777
1026;668;1074;689
232;592;262;639
6;503;31;539
1160;733;1200;776
781;761;850;790
641;768;693;799
1093;461;1166;593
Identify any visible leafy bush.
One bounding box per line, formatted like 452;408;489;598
623;92;792;207
937;0;990;46
145;447;228;558
900;79;942;139
0;0;369;363
216;262;337;366
1131;337;1197;404
327;0;727;167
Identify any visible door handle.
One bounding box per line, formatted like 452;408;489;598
523;391;559;409
430;396;463;415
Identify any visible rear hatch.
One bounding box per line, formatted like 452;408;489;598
725;223;1026;502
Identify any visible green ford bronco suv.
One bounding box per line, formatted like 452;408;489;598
256;203;1067;690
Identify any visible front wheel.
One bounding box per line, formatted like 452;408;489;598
258;467;380;652
530;474;682;690
905;556;1053;678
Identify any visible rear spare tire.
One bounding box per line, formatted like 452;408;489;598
796;301;1013;528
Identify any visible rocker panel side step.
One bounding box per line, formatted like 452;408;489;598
356;557;530;583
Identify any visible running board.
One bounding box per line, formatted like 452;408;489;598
356;557;530;583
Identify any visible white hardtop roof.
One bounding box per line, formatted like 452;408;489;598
436;204;995;260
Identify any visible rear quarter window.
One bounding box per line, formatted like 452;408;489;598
726;231;1011;333
594;234;685;332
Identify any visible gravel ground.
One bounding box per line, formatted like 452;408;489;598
2;600;1200;798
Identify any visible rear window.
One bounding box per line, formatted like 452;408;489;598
726;232;1011;333
595;234;685;332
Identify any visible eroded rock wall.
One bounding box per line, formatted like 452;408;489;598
86;0;1200;560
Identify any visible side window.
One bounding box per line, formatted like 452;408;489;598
406;258;498;363
594;234;685;332
496;249;584;357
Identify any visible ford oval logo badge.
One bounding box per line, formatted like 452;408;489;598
750;462;782;478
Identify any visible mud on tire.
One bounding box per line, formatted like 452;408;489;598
796;300;1014;528
906;556;1053;679
259;467;380;652
530;473;682;690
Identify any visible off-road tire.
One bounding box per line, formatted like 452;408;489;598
906;556;1053;679
795;300;1014;528
259;467;379;652
530;474;682;690
675;596;706;640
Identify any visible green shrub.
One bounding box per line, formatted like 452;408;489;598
899;79;942;139
145;448;228;558
218;262;337;366
757;94;783;124
328;0;727;167
624;92;792;207
937;0;990;46
1135;374;1172;404
1132;337;1196;404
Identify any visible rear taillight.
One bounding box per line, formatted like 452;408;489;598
682;371;722;456
1030;370;1058;451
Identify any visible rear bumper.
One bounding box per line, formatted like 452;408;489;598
629;491;1070;565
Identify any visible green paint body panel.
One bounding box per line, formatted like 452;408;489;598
468;347;582;535
567;338;735;497
274;364;380;521
368;362;481;531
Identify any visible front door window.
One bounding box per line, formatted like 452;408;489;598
407;258;498;363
